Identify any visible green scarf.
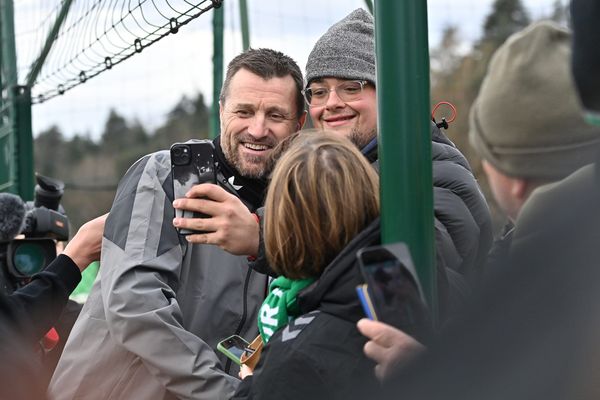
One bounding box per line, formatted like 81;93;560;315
257;276;316;343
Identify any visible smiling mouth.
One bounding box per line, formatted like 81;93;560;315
323;114;356;126
242;142;271;151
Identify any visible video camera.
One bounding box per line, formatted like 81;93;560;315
0;174;69;293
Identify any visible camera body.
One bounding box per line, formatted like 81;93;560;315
0;174;70;293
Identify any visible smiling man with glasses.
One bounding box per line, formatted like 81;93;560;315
301;8;493;326
303;79;377;150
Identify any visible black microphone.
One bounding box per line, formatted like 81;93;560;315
0;193;26;242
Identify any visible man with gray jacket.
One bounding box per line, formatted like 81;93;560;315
48;48;306;400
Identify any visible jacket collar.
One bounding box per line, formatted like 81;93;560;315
297;218;381;322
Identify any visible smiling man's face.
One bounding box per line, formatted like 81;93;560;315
308;77;377;149
220;68;303;178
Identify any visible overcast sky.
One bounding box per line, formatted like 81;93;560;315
15;0;563;139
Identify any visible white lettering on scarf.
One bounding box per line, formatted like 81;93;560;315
260;304;279;327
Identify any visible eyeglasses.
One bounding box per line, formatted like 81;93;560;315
302;80;368;107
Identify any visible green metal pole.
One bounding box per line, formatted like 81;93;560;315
239;0;250;51
26;0;74;87
0;0;34;200
374;1;436;315
211;3;224;139
364;0;374;14
14;86;34;200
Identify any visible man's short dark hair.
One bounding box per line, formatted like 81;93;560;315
220;48;305;119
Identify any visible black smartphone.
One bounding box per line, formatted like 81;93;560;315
170;140;216;235
357;246;428;336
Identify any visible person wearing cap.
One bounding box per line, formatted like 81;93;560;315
363;20;600;397
468;20;600;273
302;8;492;321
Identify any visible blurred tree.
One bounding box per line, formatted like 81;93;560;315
549;0;570;26
34;125;66;178
152;93;210;150
64;133;98;165
482;0;530;47
430;25;462;88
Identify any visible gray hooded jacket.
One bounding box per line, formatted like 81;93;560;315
49;145;268;400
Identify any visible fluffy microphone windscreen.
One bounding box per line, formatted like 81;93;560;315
0;193;26;241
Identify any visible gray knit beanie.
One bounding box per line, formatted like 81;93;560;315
305;8;375;86
469;21;600;180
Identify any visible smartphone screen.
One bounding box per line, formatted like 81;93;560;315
217;335;252;366
357;247;427;335
170;141;216;235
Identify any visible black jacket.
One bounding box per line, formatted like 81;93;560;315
251;124;493;323
0;254;81;343
0;254;81;400
233;220;383;400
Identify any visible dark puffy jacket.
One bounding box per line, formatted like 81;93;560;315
250;124;493;322
430;124;493;318
233;220;383;400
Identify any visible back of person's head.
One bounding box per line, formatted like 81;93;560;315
305;8;375;87
264;131;379;279
220;48;305;118
469;21;600;181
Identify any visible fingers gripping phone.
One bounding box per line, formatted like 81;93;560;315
356;245;429;337
170;141;216;235
217;335;255;366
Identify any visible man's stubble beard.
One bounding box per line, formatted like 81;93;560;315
222;142;267;179
223;131;287;179
347;126;377;151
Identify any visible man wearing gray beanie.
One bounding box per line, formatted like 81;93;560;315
304;8;493;324
469;21;600;272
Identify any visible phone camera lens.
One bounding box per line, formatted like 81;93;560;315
172;145;191;166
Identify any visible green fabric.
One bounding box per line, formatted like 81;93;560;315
584;112;600;127
257;276;316;343
70;261;99;303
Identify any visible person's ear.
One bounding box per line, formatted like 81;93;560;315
296;111;307;131
511;179;530;203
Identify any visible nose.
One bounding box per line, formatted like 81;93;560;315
247;114;268;139
324;89;345;110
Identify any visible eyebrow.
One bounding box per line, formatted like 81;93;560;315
265;106;292;116
229;103;293;117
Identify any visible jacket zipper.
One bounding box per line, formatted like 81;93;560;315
224;267;253;373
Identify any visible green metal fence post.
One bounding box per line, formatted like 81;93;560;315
26;0;74;87
14;86;34;200
374;1;437;316
0;0;34;199
239;0;250;51
210;3;224;139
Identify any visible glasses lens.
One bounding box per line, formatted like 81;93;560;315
307;86;330;106
337;81;364;102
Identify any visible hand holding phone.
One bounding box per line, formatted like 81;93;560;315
217;335;254;366
170;141;216;235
